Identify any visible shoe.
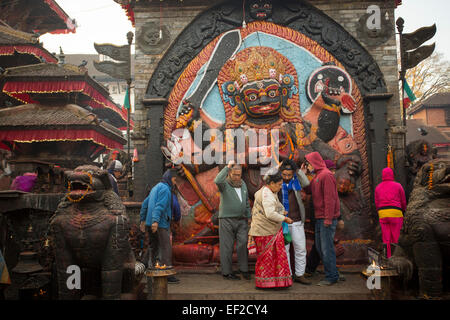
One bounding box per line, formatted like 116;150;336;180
338;272;346;281
303;272;314;278
167;276;180;284
223;274;240;280
240;271;251;280
294;275;312;285
317;279;337;286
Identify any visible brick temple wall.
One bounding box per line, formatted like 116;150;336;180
131;0;403;201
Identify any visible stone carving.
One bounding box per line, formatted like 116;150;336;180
405;140;436;199
137;22;170;55
49;165;140;299
389;159;450;297
248;0;273;21
93;43;130;62
145;0;387;99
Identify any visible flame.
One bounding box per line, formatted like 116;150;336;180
372;260;376;268
154;262;167;269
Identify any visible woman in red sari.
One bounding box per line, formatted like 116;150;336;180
249;171;294;288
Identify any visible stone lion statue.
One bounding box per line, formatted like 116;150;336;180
389;159;450;297
49;165;144;300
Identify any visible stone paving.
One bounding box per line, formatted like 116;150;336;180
165;266;373;300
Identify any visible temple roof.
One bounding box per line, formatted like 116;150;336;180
0;0;76;35
407;92;450;115
0;25;58;66
406;119;450;146
3;62;86;77
1;63;131;129
0;103;126;149
0;25;39;45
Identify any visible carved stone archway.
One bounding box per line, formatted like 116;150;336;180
142;0;391;202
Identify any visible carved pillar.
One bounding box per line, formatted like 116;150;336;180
363;93;393;198
138;97;168;201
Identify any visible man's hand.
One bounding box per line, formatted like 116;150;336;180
151;222;159;233
227;160;235;169
337;219;345;231
284;211;289;216
324;220;332;228
140;221;146;233
300;163;308;174
284;217;294;224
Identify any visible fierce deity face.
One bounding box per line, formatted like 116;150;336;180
238;79;282;118
249;0;273;20
220;47;299;126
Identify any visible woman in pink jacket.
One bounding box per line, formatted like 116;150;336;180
374;167;407;258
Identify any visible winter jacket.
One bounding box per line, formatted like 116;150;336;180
214;166;251;219
249;186;286;236
140;195;150;222
375;168;406;218
305;152;340;225
144;182;173;229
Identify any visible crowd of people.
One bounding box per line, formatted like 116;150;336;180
139;151;407;289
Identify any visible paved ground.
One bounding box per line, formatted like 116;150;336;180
164;266;374;300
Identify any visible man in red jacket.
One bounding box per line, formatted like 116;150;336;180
304;152;340;286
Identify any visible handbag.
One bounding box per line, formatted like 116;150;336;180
247;236;257;255
282;221;292;244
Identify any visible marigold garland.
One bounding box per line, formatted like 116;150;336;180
428;163;434;190
387;145;394;169
66;171;93;203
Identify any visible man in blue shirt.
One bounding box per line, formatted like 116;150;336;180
140;169;181;283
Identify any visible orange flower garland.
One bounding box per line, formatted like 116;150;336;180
387;145;394;169
428;163;434;190
66;171;93;203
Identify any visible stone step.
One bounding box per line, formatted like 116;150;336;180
143;271;374;300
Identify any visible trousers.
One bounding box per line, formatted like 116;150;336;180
315;219;339;283
219;217;249;275
379;217;403;258
284;221;307;277
147;227;172;267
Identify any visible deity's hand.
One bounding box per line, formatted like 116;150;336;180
335;154;361;194
175;101;196;129
337;154;361;177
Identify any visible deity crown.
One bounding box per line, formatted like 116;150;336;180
229;47;287;90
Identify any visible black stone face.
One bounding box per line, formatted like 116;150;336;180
249;0;273;21
236;79;281;119
307;66;352;103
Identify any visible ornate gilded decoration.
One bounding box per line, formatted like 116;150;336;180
218;46;300;128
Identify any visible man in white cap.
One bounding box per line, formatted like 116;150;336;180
107;159;122;195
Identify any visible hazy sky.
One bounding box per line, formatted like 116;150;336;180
40;0;449;61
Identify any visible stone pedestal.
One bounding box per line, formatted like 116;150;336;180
145;268;176;300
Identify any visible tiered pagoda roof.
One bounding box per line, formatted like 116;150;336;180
0;25;58;68
0;0;76;35
1;62;131;129
0;103;126;166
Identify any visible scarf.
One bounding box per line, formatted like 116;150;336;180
226;176;242;188
281;175;302;234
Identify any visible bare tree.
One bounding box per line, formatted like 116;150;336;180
405;52;450;103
